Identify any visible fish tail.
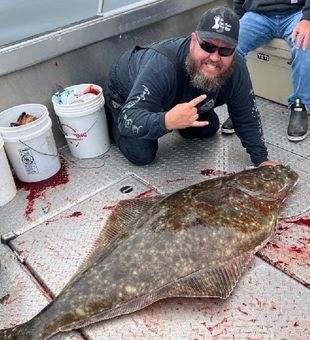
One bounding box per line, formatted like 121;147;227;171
0;322;37;340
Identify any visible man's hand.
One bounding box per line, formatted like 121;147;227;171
258;160;279;167
292;19;310;50
165;94;209;130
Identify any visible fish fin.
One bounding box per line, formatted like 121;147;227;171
0;322;33;340
160;252;254;299
62;253;255;331
64;195;166;289
85;195;166;265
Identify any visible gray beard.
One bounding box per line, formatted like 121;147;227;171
185;55;235;93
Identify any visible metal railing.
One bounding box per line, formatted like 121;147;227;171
97;0;104;15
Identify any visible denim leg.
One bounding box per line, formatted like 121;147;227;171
237;12;276;57
179;109;219;139
280;11;310;109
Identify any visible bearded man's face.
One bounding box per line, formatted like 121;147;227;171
186;33;235;92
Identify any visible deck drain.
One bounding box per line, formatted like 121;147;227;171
120;185;133;194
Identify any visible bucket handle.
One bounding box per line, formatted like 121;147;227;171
56;112;100;140
18;140;59;157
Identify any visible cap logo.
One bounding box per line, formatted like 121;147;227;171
211;15;232;33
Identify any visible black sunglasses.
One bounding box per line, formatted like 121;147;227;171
197;37;235;57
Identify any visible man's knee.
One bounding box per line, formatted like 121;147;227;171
116;135;158;166
124;151;157;166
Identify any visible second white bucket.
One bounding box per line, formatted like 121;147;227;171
52;84;110;159
0;104;61;183
0;135;17;206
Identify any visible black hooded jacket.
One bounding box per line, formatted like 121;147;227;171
107;36;268;166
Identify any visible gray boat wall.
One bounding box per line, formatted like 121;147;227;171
0;0;231;147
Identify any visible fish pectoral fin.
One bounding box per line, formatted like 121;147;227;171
161;252;254;299
64;195;166;289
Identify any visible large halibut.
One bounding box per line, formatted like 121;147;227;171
0;165;298;339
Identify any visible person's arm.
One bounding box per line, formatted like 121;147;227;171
117;53;176;140
117;52;208;139
233;0;246;18
226;57;269;167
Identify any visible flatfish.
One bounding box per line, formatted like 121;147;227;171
0;165;298;339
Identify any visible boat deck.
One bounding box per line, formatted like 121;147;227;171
0;97;309;339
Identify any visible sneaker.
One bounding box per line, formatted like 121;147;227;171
221;117;235;134
287;100;308;141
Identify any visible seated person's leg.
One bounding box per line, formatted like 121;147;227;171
283;11;309;140
237;12;275;57
285;11;310;109
179;109;219;139
287;45;309;141
222;12;275;133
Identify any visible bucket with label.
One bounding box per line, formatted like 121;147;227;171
51;84;110;159
0;135;17;206
0;104;61;182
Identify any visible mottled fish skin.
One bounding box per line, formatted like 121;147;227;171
0;165;298;340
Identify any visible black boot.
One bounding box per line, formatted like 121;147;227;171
221;117;235;134
287;99;308;141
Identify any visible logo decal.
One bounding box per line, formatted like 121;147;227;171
19;149;39;175
212;15;232;33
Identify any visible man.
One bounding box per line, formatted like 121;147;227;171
221;1;310;141
105;6;277;167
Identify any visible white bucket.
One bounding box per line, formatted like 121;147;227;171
0;104;61;182
0;136;17;206
51;84;110;159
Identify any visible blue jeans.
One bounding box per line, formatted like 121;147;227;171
237;11;310;109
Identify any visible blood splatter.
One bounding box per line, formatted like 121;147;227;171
16;159;69;220
290;217;310;227
299;237;310;245
0;294;18;305
269;243;280;249
0;294;10;305
281;217;310;227
206;317;228;333
102;204;117;211
166;178;185;183
67;211;82;218
200;168;232;177
134;189;154;199
290;246;303;254
237;307;249;315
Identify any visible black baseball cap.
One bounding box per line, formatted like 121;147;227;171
196;7;239;47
